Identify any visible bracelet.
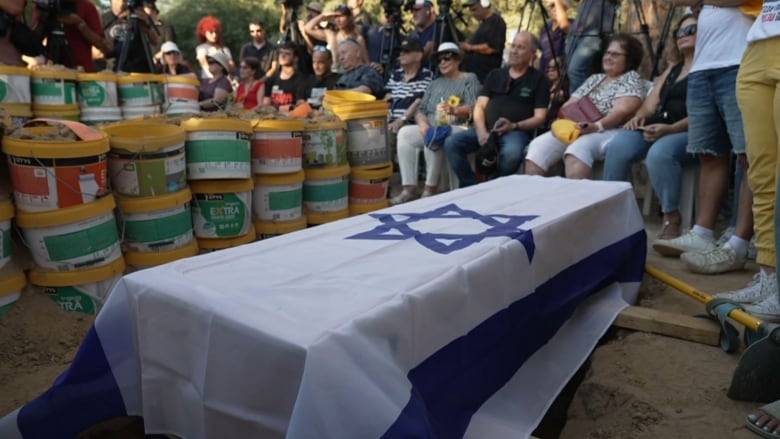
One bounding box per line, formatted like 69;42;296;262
77;21;87;32
595;121;605;132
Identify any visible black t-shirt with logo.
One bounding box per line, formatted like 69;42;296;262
480;67;550;132
264;71;311;108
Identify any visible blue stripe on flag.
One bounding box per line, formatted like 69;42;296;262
17;326;127;438
382;230;646;438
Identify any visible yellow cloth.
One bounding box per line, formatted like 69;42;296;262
551;119;581;144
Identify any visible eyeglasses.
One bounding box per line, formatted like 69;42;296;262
439;53;456;62
313;45;329;52
604;50;627;58
207;59;219;65
675;23;697;39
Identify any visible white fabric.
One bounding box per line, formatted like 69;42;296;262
747;6;780;42
691;6;752;73
525;130;617;171
397;124;466;187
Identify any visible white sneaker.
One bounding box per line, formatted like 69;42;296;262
652;230;716;257
744;287;780;323
747;236;757;260
714;271;776;304
680;243;747;274
716;226;734;247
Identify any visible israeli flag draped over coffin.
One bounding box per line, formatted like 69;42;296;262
0;175;646;439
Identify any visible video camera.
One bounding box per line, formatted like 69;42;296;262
280;0;303;8
34;0;77;16
383;0;405;20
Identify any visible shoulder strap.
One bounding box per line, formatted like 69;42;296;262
657;63;684;111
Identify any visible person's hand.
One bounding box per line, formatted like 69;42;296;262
57;14;82;26
388;118;404;134
492;117;514;135
369;62;384;74
477;129;490;146
459;42;471;53
623;116;645;130
418;121;429;138
642;123;669;142
436;101;453;115
575;121;597;135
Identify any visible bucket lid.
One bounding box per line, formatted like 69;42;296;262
323;90;376;103
331;101;389;120
117;187;192;213
77;72;117;82
165;75;201;87
0;262;26;296
0;65;31;76
304;164;350;180
29;257;125;286
0;199;14;220
303;119;346;130
190;179;254;194
254;170;305;186
15;194;115;228
197;232;255;250
117;73;164;84
181;117;252;134
350;163;393;180
102;123;186;152
254;216;307;235
252;118;305;132
2;122;109;157
125;239;198;267
31;68;78;80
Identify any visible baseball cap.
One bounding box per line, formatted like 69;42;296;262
412;0;434;8
160;41;180;54
400;37;424;52
435;42;462;56
306;1;323;12
333;4;352;15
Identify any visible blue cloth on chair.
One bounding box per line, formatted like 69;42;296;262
424;125;452;151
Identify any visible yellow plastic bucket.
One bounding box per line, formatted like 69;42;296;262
254;215;307;240
0;65;31;105
0;262;26;317
251;118;304;174
0;197;13;270
103;123;187;197
29;257;125;314
32;106;80;121
117;73;165;107
303;165;349;224
77;72;119;109
302;119;347;168
322;90;376;110
15;195;122;271
125;238;198;269
253;170;304;222
349;163;392;214
190;179;253;239
181;118;253;180
116;188;194;253
2;121;110;212
332;100;390;169
197;229;255;251
31;68;78;109
164;75;201;115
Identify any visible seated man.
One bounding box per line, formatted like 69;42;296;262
334;38;385;98
307;45;341;108
444;31;550;187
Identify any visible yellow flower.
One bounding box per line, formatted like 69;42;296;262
448;95;461;107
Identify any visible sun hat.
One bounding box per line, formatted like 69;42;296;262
160;41;180;54
206;52;231;74
436;42;463;56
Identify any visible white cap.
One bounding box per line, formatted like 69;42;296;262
161;41;180;54
436;42;462;56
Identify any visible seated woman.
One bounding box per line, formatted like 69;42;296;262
525;33;645;179
155;42;195;76
234;57;266;111
198;52;233;112
390;42;480;205
604;14;697;240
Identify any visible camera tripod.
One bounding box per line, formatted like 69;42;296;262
281;7;314;75
116;6;156;73
376;16;403;81
431;2;463;77
44;19;73;67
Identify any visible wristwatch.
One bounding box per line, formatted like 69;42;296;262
77;21;87;32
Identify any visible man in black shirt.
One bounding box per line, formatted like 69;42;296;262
444;32;550;187
460;0;506;82
100;0;160;73
239;20;278;80
264;42;311;112
307;46;340;108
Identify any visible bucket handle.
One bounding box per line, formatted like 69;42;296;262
24;118;104;142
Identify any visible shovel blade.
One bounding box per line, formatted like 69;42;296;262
729;330;780;403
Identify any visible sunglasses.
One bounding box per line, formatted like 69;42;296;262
439;53;456;63
675;23;696;39
207;59;219;65
164;51;179;55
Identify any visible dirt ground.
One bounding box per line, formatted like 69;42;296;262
0;210;768;438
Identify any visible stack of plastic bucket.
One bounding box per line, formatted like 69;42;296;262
164;75;201;116
77;72;122;125
301;117;349;225
251;118;307;239
0;65;32;125
323;90;392;215
30;67;80;121
3;120;124;314
102;123;197;270
117;73;164;120
0;195;25;317
181;118;255;250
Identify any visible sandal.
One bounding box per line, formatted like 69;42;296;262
389;189;419;206
746;399;780;438
657;220;681;240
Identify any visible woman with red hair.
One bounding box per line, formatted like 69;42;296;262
196;15;235;79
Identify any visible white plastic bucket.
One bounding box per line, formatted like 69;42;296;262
29;257;125;315
117;188;194;253
302;119;348;168
0;262;25;317
0;198;13;270
349;163;392;215
117;73;165;107
251;119;304;174
303;165;350;224
122;104;160;120
81;107;123;125
182;118;253;180
253;170;304;222
31;68;78;108
190;179;253;239
125;239;198;269
0;66;31;104
15;195;122;271
165;76;200;115
77;72;119;109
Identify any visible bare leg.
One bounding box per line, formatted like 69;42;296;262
564;155;593;179
524;160;546;176
694;154;730;230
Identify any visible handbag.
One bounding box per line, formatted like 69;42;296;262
557;96;604;124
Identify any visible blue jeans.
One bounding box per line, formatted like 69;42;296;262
602;130;653;181
444;129;530;187
565;35;603;95
644;132;698;214
686;66;745;155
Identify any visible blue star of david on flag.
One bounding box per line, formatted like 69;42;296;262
347;203;537;260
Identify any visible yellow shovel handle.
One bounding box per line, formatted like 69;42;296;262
645;265;763;332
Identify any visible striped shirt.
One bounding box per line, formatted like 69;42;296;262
386;67;433;122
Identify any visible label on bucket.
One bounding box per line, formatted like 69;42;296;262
121;204;193;252
186;131;252;179
78;81;107;107
23;211;121;271
192;192;251;238
349;176;390;204
32;78;77;105
346;118;389;167
109;144;187;197
251;132;303;174
44;286;98;315
119;81;164;106
8;154;109;211
303;128;347;168
303;176;349;212
253;183;302;221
